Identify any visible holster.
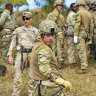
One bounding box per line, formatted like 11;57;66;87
23;56;31;68
20;46;32;70
12;47;17;58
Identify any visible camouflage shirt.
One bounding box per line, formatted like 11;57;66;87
0;9;16;30
7;26;39;56
31;41;59;81
67;11;76;26
47;8;65;28
74;8;93;37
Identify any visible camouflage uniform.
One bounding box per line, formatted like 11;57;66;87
90;0;96;60
74;0;93;70
30;20;72;96
47;0;65;68
0;9;17;64
67;11;76;65
8;12;39;96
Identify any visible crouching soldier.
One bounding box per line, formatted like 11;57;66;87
7;12;39;96
31;20;72;96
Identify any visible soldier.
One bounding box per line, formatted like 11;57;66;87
66;3;77;68
8;12;39;96
90;0;96;60
74;0;93;74
85;0;91;10
0;3;17;64
47;0;65;69
31;19;72;96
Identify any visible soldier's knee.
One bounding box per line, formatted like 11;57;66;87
14;77;22;87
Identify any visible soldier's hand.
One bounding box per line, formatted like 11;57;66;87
8;55;13;65
55;78;72;91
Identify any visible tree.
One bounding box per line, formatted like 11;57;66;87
0;0;6;6
0;0;28;10
34;0;67;13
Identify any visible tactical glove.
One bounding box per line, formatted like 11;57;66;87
55;78;72;91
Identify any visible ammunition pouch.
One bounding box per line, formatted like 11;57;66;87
12;47;17;58
66;26;74;37
23;56;31;69
79;30;88;41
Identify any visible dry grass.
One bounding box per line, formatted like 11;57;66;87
0;56;96;96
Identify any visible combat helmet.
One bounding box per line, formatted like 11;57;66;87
85;0;91;4
76;0;86;6
54;0;64;7
91;0;96;4
39;19;57;35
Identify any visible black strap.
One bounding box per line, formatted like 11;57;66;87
21;46;23;70
38;80;42;96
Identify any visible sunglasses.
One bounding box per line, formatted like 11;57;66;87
22;17;31;21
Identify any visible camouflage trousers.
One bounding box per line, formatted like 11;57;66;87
88;44;96;60
76;38;88;69
89;31;96;60
12;52;33;96
2;36;11;64
67;37;75;64
52;31;64;65
31;80;64;96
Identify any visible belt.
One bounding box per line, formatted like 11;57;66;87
34;80;58;87
3;29;13;32
23;48;32;53
57;32;62;35
2;35;11;38
17;46;32;53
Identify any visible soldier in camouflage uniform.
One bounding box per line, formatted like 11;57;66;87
85;0;91;10
74;0;93;74
31;19;72;96
66;3;77;68
0;3;17;64
90;0;96;60
8;12;39;96
47;0;65;69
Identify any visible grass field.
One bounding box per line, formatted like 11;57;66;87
0;56;96;96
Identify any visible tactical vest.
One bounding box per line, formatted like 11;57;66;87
31;41;58;81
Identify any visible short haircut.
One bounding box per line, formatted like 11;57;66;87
5;3;13;9
70;3;75;9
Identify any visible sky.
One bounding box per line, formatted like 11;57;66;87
18;0;77;11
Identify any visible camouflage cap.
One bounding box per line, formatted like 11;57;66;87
54;0;64;7
39;19;57;35
22;12;32;18
76;0;86;6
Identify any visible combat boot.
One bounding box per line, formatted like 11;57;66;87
76;69;88;74
69;63;76;69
